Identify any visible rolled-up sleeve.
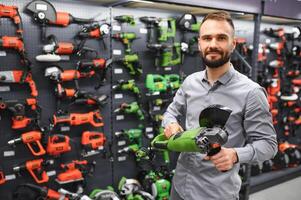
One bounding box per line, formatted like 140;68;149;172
161;85;187;128
234;87;278;163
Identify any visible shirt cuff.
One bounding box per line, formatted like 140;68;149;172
234;146;254;163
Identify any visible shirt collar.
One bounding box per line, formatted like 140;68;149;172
201;63;235;85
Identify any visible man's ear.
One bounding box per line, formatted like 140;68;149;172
232;37;237;52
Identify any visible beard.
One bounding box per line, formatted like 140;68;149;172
200;48;231;68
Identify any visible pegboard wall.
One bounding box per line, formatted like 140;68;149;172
0;0;299;199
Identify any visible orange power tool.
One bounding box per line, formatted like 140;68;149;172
0;70;38;97
0;4;23;37
0;98;40;129
52;110;104;127
46;135;71;156
56;160;95;184
8;131;46;156
13;158;52;184
81;131;106;157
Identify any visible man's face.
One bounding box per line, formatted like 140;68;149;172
198;19;236;68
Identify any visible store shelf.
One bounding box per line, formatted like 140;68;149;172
248;166;301;194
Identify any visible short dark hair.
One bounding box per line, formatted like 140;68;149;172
201;11;235;31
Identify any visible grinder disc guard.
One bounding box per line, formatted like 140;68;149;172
199;104;232;128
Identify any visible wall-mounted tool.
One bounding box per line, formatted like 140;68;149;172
0;98;40;130
140;16;161;44
8;130;46;156
56;160;95;184
112;32;138;54
114;53;142;76
76;23;110;49
81;131;106;157
114;102;145;121
114;15;135;26
0;4;23;37
26;0;95;41
36;34;97;62
13;158;53;184
52;110;104;127
47;135;71;157
115;124;144;147
118;177;154;200
112;79;141;99
0;70;38;97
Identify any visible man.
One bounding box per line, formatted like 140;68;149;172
162;11;278;200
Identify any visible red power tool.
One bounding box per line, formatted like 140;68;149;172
56;160;95;184
8;130;46;156
52;110;104;127
47;135;71;156
26;0;94;41
0;70;38;97
13;158;53;184
81;131;106;157
0;4;23;37
0;98;40;129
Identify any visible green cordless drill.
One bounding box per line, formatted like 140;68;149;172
114;101;145;120
112;32;137;54
114;15;135;26
114;54;142;76
112;79;141;98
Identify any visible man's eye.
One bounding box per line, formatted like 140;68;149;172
203;37;211;41
218;36;227;41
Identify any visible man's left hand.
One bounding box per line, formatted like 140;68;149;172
204;147;238;172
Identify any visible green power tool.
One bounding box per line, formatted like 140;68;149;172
151;105;232;156
118;177;154;200
143;171;171;200
112;32;137;54
158;18;176;42
146;74;181;95
114;102;145;120
112;79;141;98
114;54;142;76
115;124;144;146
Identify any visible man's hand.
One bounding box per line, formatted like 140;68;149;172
164;122;184;139
204;147;238;172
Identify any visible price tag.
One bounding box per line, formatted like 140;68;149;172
146;127;153;132
118;140;126;146
3;151;15;157
116;115;124;120
153;106;161;111
113;49;122;55
147;134;154;139
118;156;126;162
114;93;123;99
164;67;172;71
113;25;121;31
60;126;70;132
114;68;123;74
47;170;56;177
140;28;147;34
5;174;16;181
0;86;10;92
0;51;7;56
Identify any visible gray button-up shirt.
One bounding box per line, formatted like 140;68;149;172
162;65;278;200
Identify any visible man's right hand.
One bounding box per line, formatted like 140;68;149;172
164;122;184;139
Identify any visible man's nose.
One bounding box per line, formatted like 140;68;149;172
208;38;218;48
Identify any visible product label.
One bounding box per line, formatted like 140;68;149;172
0;51;6;56
60;126;70;132
0;86;10;92
116;115;124;120
118;156;126;162
118;140;126;146
114;68;123;74
112;25;121;31
140;28;148;34
114;94;123;99
113;49;122;55
3;151;15;157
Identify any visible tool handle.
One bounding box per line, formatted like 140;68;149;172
26;159;49;184
26;140;46;156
